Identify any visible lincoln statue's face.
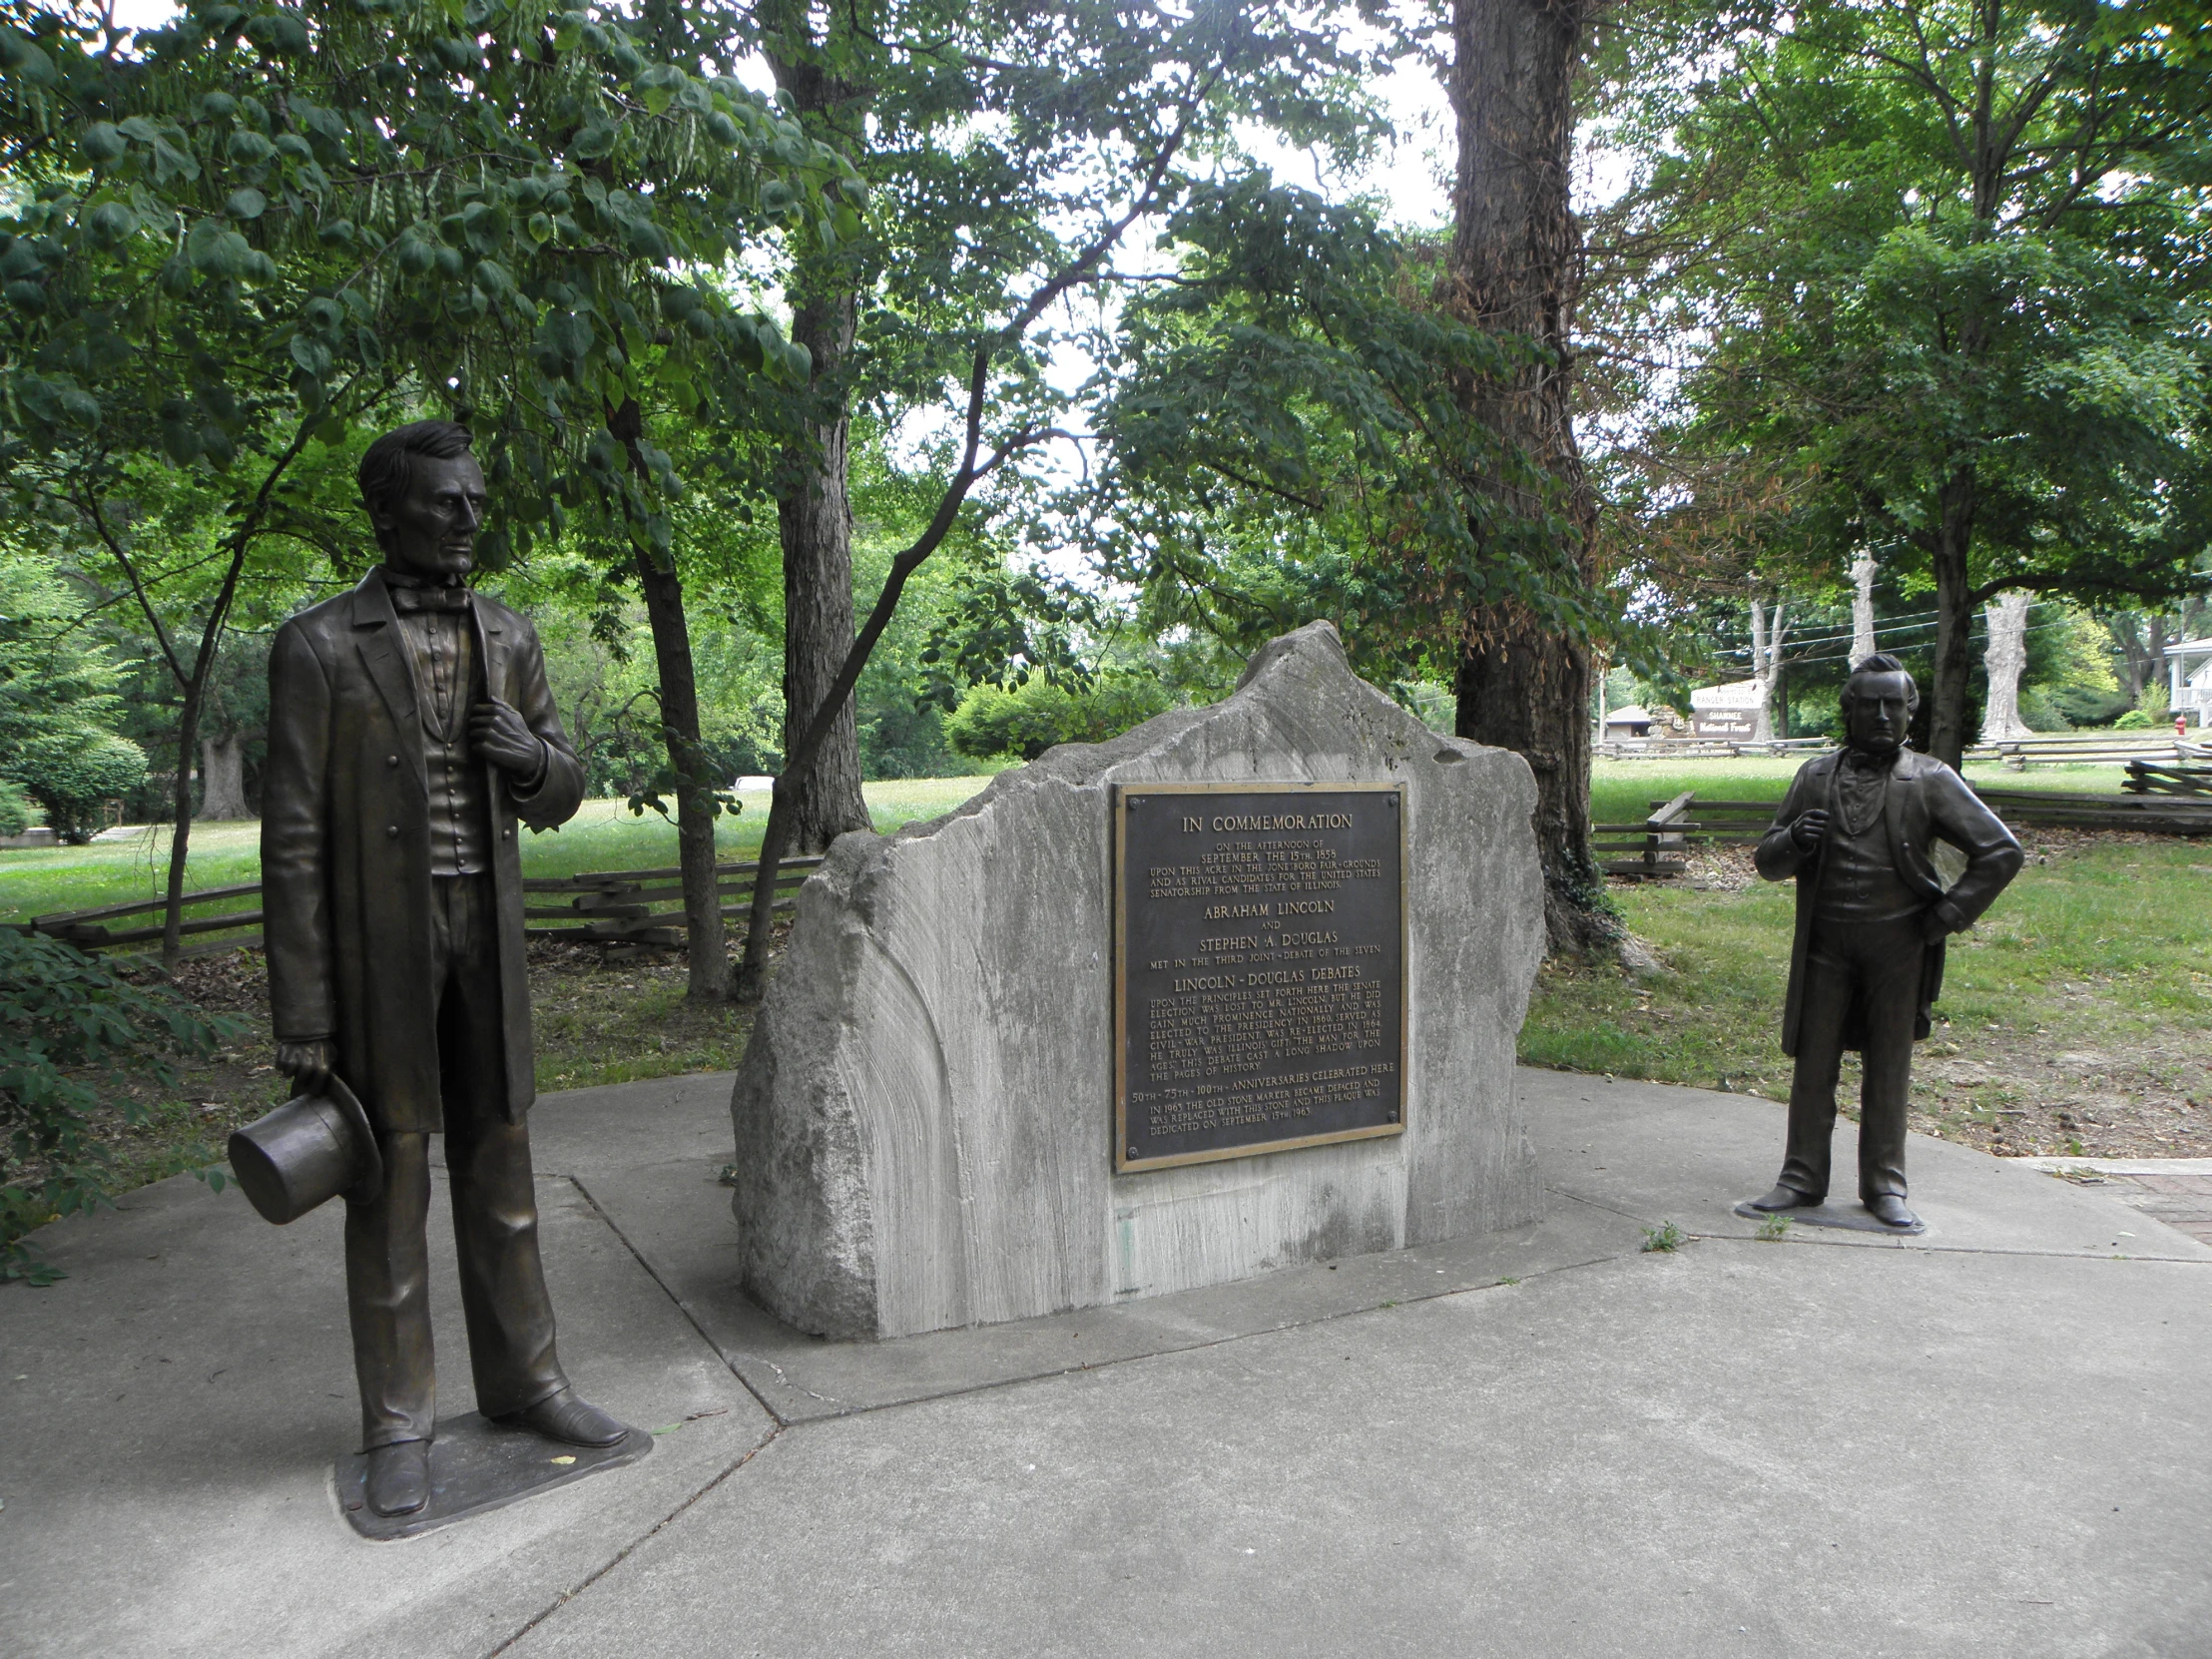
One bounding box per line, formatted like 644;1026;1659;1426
372;453;487;581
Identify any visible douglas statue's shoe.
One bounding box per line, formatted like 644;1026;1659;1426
498;1386;628;1447
1745;1184;1820;1213
365;1438;431;1517
1864;1194;1922;1231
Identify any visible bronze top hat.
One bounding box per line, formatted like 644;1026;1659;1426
228;1073;383;1225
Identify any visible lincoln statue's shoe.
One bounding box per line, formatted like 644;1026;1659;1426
1864;1194;1922;1230
497;1386;628;1447
365;1438;431;1517
1745;1184;1820;1213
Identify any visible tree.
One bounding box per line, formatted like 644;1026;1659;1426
1980;590;2032;743
1;0;845;977
1604;0;2212;768
1441;0;1613;955
731;0;1379;1000
0;542;144;840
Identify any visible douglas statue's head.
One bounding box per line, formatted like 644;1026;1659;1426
1840;653;1918;758
358;420;486;582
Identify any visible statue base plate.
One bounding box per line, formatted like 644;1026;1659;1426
336;1410;653;1540
1731;1199;1927;1237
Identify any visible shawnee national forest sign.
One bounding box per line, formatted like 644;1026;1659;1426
1113;784;1407;1173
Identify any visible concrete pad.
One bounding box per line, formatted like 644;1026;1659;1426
532;1070;1647;1420
1519;1068;2212;1262
503;1244;2212;1659
0;1145;772;1659
8;1065;2209;1658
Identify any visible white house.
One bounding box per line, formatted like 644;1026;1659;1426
2168;638;2212;729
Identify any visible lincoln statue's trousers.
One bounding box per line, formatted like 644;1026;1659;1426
1780;914;1924;1205
342;874;566;1449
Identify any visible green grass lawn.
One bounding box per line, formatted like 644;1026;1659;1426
0;775;1002;924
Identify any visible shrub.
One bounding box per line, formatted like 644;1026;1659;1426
6;730;149;842
944;675;1176;762
2016;689;2073;733
0;780;29;837
2114;708;2153;730
2048;686;2133;728
0;929;241;1284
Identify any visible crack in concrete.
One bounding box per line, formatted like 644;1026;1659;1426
480;1429;781;1659
561;1173;791;1427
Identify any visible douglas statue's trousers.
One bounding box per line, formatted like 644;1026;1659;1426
342;874;567;1450
1780;914;1924;1206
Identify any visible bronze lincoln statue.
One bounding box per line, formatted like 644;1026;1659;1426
1745;654;2023;1231
262;420;624;1518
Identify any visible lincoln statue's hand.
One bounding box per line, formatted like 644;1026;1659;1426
1789;808;1830;851
276;1038;334;1092
468;697;546;779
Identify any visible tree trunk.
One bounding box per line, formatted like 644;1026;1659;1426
766;18;874;857
1749;597;1785;744
161;549;249;970
634;548;730;1001
1928;468;1978;769
1851;550;1879;667
1978;589;2033;742
777;285;872;854
1443;0;1609;957
199;731;252;821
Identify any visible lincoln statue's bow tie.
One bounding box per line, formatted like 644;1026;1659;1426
388;584;472;614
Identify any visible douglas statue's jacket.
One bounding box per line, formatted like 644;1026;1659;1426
1753;747;2022;1058
261;567;585;1134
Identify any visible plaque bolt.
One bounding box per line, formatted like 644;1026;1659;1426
1127;1146;1138;1159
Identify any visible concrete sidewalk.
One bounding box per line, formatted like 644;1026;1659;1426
3;1069;2207;1658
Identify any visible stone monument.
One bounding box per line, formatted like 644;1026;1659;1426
729;622;1545;1340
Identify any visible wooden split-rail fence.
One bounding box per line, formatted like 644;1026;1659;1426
13;855;825;959
1594;791;1777;879
1600;767;2212;880
1966;733;2208;769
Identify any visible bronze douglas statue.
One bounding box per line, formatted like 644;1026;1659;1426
262;420;625;1518
1744;655;2023;1232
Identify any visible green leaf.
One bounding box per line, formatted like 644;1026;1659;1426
227;132;276;165
85;202;139;247
527;211;554;245
4;278;47;315
0;30;58;88
81;123;127;165
199;92;238;119
460;201;508;255
316;218;354;245
224;188;268;221
57;385;101;429
395;227;438;275
572;123;617;162
187;223;253;279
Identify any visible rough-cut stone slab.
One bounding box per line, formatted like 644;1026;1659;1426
729;622;1544;1340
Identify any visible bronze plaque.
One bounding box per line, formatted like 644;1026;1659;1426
1113;783;1406;1173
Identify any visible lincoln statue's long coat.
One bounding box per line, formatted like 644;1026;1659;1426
261;568;584;1134
1753;748;2022;1058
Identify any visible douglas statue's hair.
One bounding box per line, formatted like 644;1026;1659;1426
357;420;475;537
1843;652;1920;709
